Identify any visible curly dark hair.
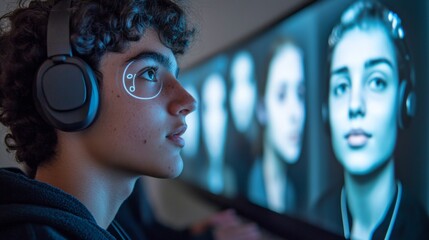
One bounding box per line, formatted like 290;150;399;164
0;0;195;172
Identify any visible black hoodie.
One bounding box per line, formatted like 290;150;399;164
0;168;115;239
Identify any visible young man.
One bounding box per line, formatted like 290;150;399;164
0;0;260;239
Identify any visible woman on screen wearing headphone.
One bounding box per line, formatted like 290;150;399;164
201;72;229;194
248;38;306;215
322;1;428;239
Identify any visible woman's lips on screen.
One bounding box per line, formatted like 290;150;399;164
345;128;372;148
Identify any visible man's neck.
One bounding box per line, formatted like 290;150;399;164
35;140;137;229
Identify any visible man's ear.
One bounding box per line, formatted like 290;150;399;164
256;98;267;127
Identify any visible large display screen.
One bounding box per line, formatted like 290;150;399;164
178;0;429;238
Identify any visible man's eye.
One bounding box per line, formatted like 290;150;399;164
139;67;158;82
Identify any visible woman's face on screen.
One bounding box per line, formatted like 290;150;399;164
201;73;228;160
329;24;398;175
229;52;257;133
181;85;200;158
264;45;306;164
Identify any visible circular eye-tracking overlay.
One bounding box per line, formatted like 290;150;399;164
122;60;163;100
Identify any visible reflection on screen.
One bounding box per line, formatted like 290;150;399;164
181;84;200;158
201;73;228;194
179;0;429;238
248;39;306;214
229;51;257;134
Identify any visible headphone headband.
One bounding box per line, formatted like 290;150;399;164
34;0;99;132
47;0;72;57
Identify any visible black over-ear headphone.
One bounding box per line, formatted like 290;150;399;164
396;37;416;129
34;0;99;132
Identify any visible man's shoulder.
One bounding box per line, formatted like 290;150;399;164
0;223;70;240
0;168;115;240
0;203;115;240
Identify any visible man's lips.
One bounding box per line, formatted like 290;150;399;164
167;125;187;148
344;129;372;148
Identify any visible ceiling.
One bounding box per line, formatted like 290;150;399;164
0;0;309;69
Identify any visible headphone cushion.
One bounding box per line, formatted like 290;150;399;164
35;56;99;131
397;80;415;129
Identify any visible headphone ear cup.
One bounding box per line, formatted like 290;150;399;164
35;56;99;131
397;80;415;129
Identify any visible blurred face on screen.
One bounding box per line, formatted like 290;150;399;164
264;44;305;164
201;73;228;161
329;24;398;175
230;51;257;133
181;84;200;158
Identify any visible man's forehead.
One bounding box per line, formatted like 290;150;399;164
103;42;178;74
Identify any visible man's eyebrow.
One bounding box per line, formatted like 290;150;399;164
364;58;394;70
126;51;179;77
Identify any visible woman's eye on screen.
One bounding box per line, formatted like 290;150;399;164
332;79;349;97
367;74;387;92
